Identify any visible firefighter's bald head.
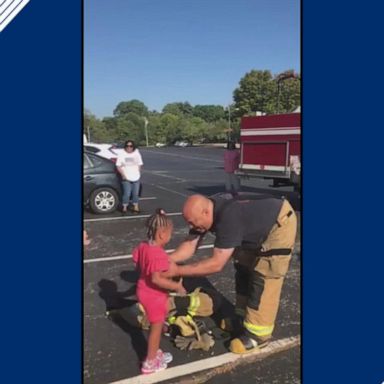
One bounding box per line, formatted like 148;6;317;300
183;194;213;233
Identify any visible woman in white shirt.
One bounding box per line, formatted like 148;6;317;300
116;140;143;214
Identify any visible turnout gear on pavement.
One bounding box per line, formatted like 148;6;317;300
107;287;219;351
166;288;218;351
175;332;215;351
167;287;217;326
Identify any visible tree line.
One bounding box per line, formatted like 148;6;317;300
84;69;300;146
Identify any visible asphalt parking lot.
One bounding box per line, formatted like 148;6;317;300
83;146;301;384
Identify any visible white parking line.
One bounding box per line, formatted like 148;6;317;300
151;184;189;197
83;244;214;264
143;149;222;163
139;197;157;200
142;170;185;182
109;336;300;384
84;212;182;223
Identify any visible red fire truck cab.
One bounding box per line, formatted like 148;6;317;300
237;112;301;189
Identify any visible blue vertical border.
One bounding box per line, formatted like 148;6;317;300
303;1;383;384
81;1;85;383
299;1;303;383
1;0;82;382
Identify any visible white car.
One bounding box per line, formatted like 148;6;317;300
84;143;121;162
155;142;166;148
174;140;190;147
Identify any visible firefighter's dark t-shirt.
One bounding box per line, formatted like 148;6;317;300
209;195;283;250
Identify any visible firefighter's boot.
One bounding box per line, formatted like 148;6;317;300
220;314;244;336
229;332;271;354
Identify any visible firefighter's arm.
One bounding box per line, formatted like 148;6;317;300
169;235;201;263
151;271;186;294
172;247;234;277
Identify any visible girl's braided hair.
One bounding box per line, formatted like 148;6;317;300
146;208;173;241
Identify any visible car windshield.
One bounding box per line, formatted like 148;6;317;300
84;145;100;153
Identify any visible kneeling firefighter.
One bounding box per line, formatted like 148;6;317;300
107;287;222;351
164;193;297;354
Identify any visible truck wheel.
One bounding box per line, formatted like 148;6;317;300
90;187;119;214
272;179;280;188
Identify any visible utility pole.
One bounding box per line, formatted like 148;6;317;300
143;117;149;147
227;104;238;142
228;105;231;142
276;70;297;114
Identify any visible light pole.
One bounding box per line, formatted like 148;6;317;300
227;104;238;142
276;70;297;113
143;117;149;147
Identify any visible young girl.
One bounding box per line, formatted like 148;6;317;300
133;208;186;374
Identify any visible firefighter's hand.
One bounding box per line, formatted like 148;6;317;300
176;278;187;296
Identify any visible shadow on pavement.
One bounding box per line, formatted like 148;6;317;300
98;278;147;362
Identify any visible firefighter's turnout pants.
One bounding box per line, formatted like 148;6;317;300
233;199;297;341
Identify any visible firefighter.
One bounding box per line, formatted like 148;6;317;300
166;193;297;354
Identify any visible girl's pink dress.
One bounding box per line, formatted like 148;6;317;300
132;241;170;323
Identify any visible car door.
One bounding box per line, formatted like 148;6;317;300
83;152;109;198
83;153;97;201
83;152;120;201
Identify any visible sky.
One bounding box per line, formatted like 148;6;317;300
84;0;300;118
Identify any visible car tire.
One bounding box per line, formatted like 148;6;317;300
90;187;119;214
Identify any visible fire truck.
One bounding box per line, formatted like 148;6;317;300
237;112;301;190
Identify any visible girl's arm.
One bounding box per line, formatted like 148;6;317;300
151;271;186;294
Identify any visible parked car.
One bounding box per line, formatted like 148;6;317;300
174;140;191;147
84;143;121;162
155;142;166;148
83;151;122;214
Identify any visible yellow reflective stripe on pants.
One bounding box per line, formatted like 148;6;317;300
244;321;274;337
167;314;193;324
188;294;200;317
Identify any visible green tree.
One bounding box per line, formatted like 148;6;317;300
233;70;275;116
274;75;301;113
159;113;183;144
192;105;225;122
113;99;149;117
182;117;208;144
162;102;193;116
204;119;228;142
233;69;301;116
146;114;162;144
113;112;147;145
83;109;108;142
101;117;118;142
